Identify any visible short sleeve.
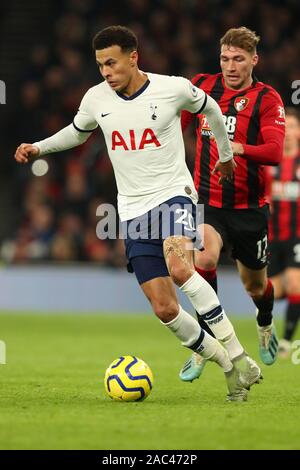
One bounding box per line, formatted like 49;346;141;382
176;77;207;114
73;89;98;132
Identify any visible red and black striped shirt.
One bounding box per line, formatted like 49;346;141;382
266;153;300;241
182;73;285;209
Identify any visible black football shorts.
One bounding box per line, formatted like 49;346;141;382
202;204;270;270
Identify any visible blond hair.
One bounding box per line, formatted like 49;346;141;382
220;27;260;54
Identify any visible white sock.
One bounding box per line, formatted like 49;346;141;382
222;331;244;361
180;272;244;359
180;272;219;314
161;305;201;346
163;305;233;371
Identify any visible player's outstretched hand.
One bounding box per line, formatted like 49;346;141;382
14;143;40;164
212;159;236;184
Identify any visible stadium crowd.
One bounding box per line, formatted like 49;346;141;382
1;0;300;264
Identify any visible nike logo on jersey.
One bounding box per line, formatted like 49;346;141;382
101;113;111;117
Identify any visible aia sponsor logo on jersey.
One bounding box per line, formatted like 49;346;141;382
234;97;249;112
111;128;161;151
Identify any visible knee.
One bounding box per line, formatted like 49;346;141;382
152;299;179;323
196;252;217;271
163;237;194;285
244;279;266;298
169;261;194;286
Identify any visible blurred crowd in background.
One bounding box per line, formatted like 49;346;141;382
1;0;300;265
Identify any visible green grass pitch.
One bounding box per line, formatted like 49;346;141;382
0;312;299;450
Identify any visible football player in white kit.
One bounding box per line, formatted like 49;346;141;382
15;26;261;401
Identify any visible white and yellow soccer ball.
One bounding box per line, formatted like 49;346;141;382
104;355;153;402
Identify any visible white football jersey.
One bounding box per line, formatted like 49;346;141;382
73;73;206;221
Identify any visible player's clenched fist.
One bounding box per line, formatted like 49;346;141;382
14;143;40;164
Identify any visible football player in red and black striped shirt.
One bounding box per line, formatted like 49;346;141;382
266;108;300;358
180;27;285;382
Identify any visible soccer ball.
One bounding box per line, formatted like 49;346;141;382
104;355;153;402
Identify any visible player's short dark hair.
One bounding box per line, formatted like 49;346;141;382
285;107;300;121
220;27;260;54
92;26;138;53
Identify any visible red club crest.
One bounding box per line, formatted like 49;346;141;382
234;97;250;112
